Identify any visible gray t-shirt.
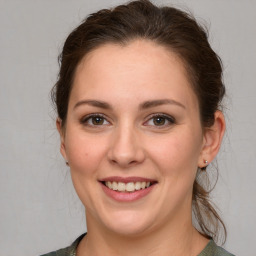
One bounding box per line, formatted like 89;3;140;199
40;233;235;256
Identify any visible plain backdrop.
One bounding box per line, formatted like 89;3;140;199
0;0;255;255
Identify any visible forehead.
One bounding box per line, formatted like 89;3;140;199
71;40;198;109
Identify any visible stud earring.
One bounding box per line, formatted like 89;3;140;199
65;161;69;166
201;160;208;171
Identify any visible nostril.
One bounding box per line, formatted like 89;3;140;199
111;159;117;163
108;155;141;167
110;159;139;167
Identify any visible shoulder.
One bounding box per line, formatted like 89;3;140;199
40;252;57;256
40;233;86;256
199;240;235;256
214;245;235;256
40;247;69;256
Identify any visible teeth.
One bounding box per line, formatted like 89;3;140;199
112;181;118;190
117;182;126;192
126;182;135;192
105;181;152;192
106;181;112;189
135;182;141;190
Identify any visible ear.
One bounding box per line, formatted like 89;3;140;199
198;110;226;168
56;118;68;161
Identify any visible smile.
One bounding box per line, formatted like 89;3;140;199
100;177;157;201
104;181;151;192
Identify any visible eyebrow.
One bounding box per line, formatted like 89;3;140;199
73;99;185;110
139;99;186;110
73;100;112;110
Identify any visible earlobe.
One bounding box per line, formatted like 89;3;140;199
56;118;68;161
199;111;226;168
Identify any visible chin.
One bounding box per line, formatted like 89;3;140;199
99;209;157;237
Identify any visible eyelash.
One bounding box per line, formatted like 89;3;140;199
80;113;175;128
144;113;176;128
80;113;110;127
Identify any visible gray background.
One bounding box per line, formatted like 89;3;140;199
0;0;255;255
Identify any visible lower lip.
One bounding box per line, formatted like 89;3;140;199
100;183;156;202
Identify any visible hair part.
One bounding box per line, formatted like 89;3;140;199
52;0;226;243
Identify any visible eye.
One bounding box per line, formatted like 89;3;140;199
81;114;110;126
144;114;175;128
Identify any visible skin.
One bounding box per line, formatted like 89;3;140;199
57;40;225;256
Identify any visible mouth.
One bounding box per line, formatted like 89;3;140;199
103;180;156;192
99;176;157;193
99;177;157;202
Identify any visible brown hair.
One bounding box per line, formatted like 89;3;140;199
52;0;226;243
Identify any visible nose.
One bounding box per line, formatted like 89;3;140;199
107;125;145;168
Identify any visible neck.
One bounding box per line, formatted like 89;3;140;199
77;212;208;256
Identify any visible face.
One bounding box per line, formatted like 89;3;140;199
59;40;208;237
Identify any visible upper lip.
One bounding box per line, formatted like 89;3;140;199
99;176;157;183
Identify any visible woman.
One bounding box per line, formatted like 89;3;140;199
42;0;234;255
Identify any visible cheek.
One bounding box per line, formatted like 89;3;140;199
146;128;203;177
63;130;109;209
64;130;108;177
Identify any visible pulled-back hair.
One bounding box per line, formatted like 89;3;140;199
52;0;226;243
